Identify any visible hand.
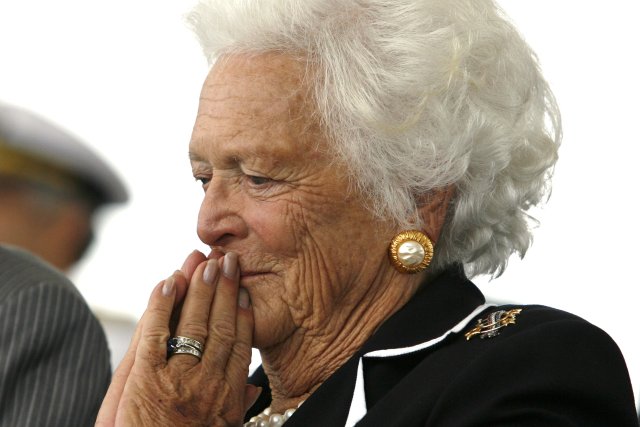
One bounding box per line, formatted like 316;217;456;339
96;251;258;427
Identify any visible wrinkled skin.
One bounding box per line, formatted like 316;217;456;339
97;251;258;426
97;53;453;425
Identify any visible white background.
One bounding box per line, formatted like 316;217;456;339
1;0;638;409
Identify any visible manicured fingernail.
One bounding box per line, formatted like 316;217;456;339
162;276;175;296
223;252;238;279
203;260;218;285
238;288;250;309
181;250;200;270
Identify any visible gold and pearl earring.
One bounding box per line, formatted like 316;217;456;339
388;230;433;274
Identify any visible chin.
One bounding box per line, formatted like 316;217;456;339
250;302;295;351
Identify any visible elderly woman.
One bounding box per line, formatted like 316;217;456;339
97;0;638;426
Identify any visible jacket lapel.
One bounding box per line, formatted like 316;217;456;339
247;266;486;426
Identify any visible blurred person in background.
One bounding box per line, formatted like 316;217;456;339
0;102;128;271
0;102;128;426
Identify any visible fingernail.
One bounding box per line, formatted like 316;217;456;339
181;250;200;270
162;276;175;296
203;260;218;285
238;288;250;309
223;252;238;279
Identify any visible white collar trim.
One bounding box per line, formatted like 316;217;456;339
345;303;494;426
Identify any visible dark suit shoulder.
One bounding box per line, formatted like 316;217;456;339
360;304;638;427
460;304;630;366
463;303;601;340
0;245;81;302
0;245;111;427
425;304;638;426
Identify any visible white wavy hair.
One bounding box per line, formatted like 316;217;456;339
188;0;561;277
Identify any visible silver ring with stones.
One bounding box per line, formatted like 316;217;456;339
168;336;204;352
168;345;202;360
167;336;204;360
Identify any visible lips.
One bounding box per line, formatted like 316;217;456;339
207;247;226;260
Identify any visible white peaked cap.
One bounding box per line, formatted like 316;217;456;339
0;102;128;204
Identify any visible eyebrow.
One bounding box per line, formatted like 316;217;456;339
188;152;206;162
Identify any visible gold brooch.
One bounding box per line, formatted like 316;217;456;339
464;309;523;341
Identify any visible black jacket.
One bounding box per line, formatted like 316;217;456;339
248;266;638;426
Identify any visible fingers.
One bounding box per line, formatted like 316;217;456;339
96;278;165;426
171;251;254;387
98;256;253;426
181;250;207;282
95;289;148;427
203;253;254;376
136;276;177;367
244;385;263;413
169;251;206;332
172;270;190;309
170;259;219;367
227;284;254;392
203;253;240;367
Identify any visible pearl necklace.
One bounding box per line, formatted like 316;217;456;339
244;401;304;427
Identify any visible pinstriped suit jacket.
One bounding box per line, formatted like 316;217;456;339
0;245;111;426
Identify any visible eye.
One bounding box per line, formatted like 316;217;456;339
194;176;211;187
246;175;272;186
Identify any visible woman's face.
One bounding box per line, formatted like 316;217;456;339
189;54;399;349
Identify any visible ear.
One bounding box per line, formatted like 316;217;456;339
415;184;456;245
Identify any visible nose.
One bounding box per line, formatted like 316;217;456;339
196;177;247;247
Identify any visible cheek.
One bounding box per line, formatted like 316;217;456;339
245;200;326;322
246;193;389;335
245;201;301;255
241;203;300;347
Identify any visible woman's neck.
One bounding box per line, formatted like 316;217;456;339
259;272;422;413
